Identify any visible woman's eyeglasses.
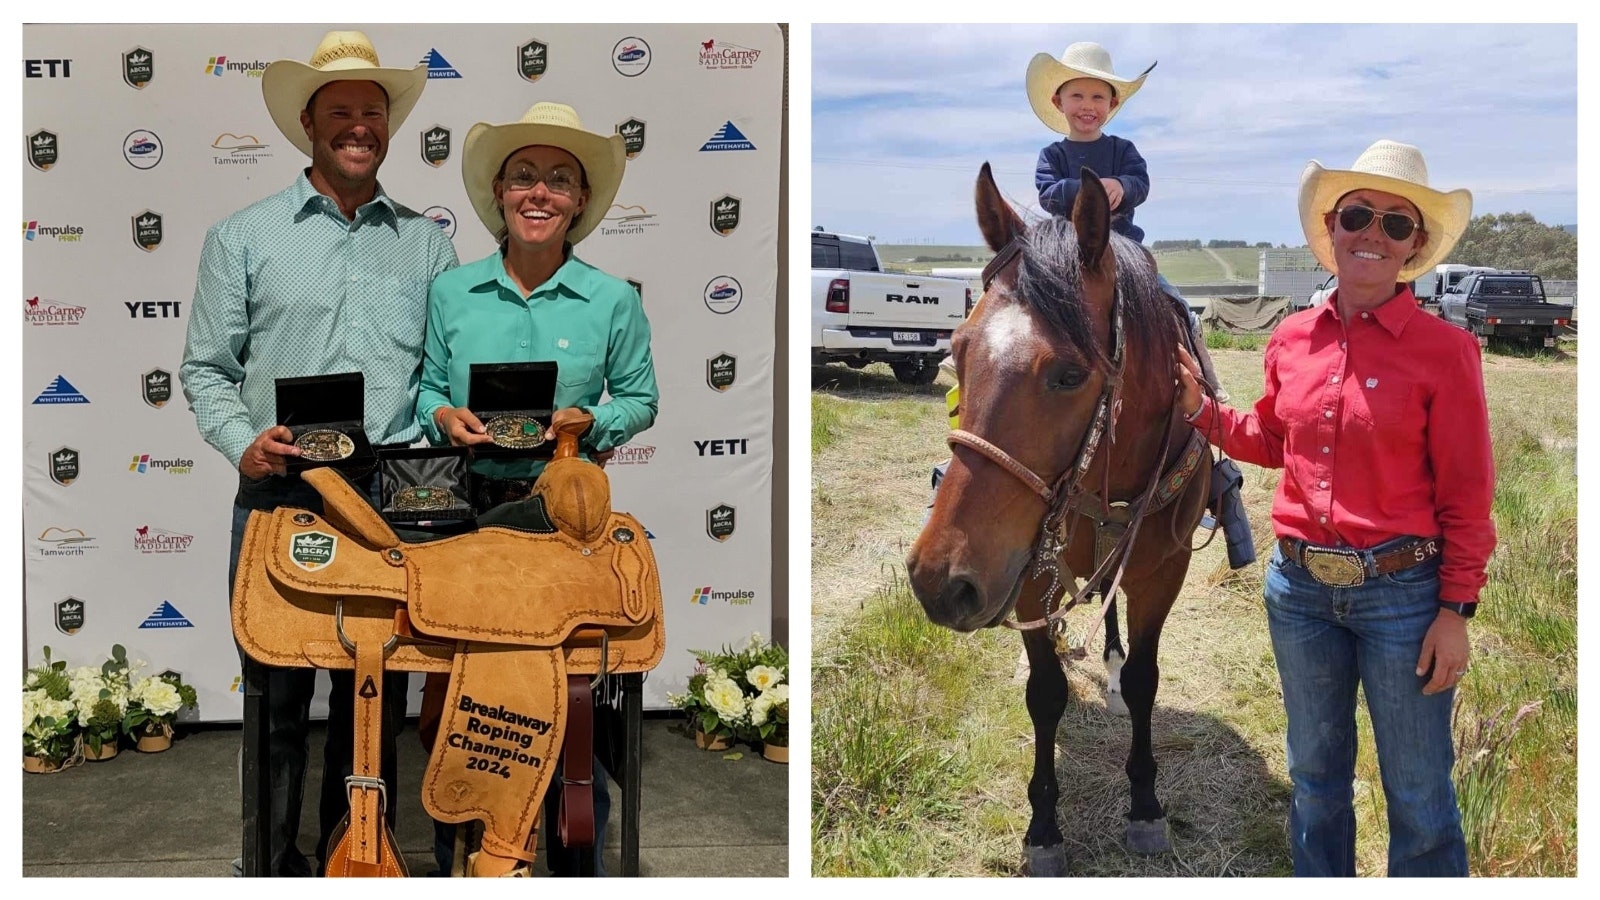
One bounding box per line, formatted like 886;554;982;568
502;166;582;196
1335;204;1420;242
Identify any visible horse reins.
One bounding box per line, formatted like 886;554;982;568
949;236;1206;651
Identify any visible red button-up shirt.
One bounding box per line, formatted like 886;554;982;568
1189;288;1496;602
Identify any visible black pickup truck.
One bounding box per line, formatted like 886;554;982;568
1438;271;1571;348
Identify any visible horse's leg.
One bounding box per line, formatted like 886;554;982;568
1120;573;1181;854
1102;594;1129;716
1021;627;1070;876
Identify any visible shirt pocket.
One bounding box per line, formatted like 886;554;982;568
550;335;602;389
1349;380;1415;428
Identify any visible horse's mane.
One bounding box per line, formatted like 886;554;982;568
1013;217;1180;383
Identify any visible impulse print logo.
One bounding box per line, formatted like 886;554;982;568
205;56;226;76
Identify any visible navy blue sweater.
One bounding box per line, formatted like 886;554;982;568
1035;134;1150;243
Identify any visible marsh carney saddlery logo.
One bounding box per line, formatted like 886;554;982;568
616;118;645;159
28;130;58;171
123;130;163;169
24;219;85;242
48;446;81;485
129;453;194;474
132;210;163;251
26;296;85;326
697;39;761;70
610;443;656;466
421;125;451;167
707;353;737;392
123;47;154;89
704;276;743;315
212;132;271;166
611;37;650;76
55;598;86;635
601;203;659;238
142;368;173;407
37;527;98;557
134;525;194;555
518;39;547;82
710;195;741;236
291;531;338;571
706;504;736;542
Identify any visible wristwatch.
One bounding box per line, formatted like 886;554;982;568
1438;600;1477;619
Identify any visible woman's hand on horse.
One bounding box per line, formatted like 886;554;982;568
435;405;492;447
1175;346;1204;417
1100;177;1125;210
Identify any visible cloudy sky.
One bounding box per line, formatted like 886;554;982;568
812;24;1577;246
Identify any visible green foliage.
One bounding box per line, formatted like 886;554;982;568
27;646;71;701
1446;212;1577;279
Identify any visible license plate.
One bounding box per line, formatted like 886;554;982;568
892;331;923;344
1520;319;1536;325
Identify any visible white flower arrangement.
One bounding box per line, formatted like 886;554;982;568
668;633;789;747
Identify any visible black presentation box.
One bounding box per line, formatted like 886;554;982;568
376;446;478;524
468;361;558;460
275;372;374;475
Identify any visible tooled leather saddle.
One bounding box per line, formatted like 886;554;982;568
231;410;664;876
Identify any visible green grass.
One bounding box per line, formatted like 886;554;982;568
1204;329;1268;351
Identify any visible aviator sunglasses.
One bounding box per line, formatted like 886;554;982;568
1335;204;1421;241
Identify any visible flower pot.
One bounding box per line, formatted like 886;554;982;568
85;738;120;762
135;722;174;753
695;730;732;751
23;737;84;773
761;742;789;764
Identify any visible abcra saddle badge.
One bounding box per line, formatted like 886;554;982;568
290;530;337;571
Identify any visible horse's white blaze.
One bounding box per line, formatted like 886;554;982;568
981;304;1037;367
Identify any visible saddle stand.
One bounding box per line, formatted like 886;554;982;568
233;410;665;876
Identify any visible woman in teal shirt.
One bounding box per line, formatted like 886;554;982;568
415;102;658;877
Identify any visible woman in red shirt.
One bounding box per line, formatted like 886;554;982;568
1177;141;1494;877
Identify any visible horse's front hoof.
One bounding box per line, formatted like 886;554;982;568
1125;818;1170;855
1105;689;1129;717
1023;843;1069;876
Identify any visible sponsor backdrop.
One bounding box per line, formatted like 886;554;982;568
22;24;782;719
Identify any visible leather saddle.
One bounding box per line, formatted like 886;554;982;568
232;409;664;877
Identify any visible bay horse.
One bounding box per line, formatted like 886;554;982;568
905;163;1212;876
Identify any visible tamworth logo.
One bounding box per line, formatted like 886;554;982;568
421;126;451;167
291;530;338;571
143;368;173;408
134;526;194;554
34;375;88;404
601;204;658;237
205;56;267;77
23;220;84;242
700;120;755;152
690;586;754;606
610;444;655;466
28;130;58;170
139;601;194;629
37;527;97;557
616;118;645;159
123;47;154;89
518;39;547;82
129;454;195;474
25;296;86;326
421;49;462;78
710;195;741;236
698;39;762;70
212;132;270;166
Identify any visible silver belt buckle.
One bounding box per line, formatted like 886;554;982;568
1302;546;1366;587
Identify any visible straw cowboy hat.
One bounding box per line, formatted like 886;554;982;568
462;102;626;245
1299;140;1472;282
1027;42;1157;134
261;31;428;157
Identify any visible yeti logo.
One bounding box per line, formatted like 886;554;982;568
518;39;548;82
28;130;58;171
142;368;173;408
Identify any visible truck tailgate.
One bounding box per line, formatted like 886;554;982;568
844;272;966;332
1467;300;1568;324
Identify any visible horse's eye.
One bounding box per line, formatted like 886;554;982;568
1049;367;1089;391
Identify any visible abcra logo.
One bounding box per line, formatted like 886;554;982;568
25;296;85;326
601;203;659;238
707;353;737;392
698;39;761;70
34;375;88;405
616;118;645;159
139;601;194;629
421;126;451;167
56;598;86;635
612;37;650;77
420;49;462;79
123;47;154;89
27;130;58;171
706;504;736;542
610;444;656;466
123;130;163;169
291;531;338;571
700;121;755;152
129;454;195;474
204;55;267;77
48;446;80;485
24;220;85;242
518;39;547;82
132;211;163;252
710;195;741;236
690;586;755;606
134;525;194;555
142;368;173;408
36;527;98;558
212;132;271;166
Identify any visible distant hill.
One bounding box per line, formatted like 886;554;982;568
875;243;1264;284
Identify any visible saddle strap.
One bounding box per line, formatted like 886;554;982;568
324;638;407;877
558;675;596;848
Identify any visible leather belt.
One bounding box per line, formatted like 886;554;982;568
1278;536;1441;588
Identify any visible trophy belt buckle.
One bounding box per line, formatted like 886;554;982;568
1302;546;1367;588
294;429;355;462
393;485;454;512
485;415;546;450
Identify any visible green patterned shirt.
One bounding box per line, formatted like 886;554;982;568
418;249;658;479
180;172;459;468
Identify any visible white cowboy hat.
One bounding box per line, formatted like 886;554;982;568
1026;42;1156;134
461;102;626;245
261;31;428;158
1298;140;1473;282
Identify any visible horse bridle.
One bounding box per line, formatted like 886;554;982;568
947;236;1196;638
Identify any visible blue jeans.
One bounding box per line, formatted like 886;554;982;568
229;473;410;877
1265;539;1468;877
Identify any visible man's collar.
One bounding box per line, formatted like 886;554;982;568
292;169;397;222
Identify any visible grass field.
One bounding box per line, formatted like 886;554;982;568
876;244;1267;284
810;342;1576;877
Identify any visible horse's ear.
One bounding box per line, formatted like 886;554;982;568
1072;166;1111;271
975;162;1022;253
